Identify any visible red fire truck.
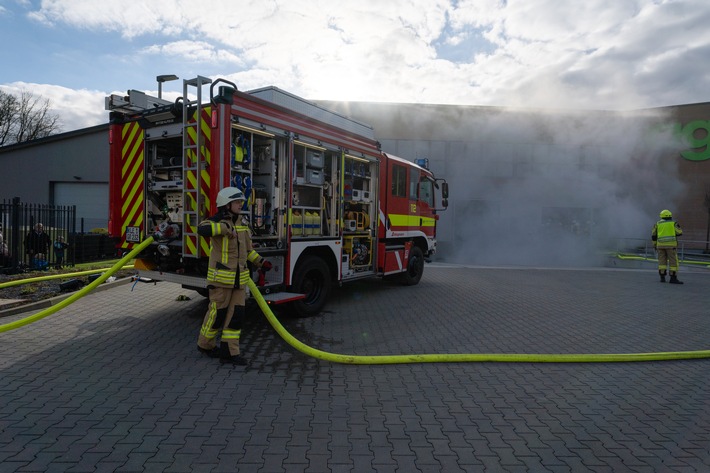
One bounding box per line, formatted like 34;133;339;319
105;76;448;315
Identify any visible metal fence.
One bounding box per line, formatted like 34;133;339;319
614;237;710;263
1;197;119;274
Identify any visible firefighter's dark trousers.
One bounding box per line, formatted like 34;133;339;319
657;247;679;274
197;286;246;356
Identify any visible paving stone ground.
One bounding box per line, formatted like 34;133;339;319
1;264;709;472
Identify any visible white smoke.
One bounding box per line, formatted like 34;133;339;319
441;108;683;266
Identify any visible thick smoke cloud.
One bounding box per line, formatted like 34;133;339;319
438;108;684;266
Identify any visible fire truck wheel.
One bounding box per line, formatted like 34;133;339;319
401;246;425;286
291;256;331;317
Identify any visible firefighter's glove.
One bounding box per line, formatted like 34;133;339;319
261;261;272;272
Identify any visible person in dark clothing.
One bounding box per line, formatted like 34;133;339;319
25;223;51;269
0;224;9;267
53;235;69;269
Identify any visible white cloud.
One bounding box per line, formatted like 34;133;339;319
9;0;710;132
27;0;188;36
0;82;108;130
140;40;244;66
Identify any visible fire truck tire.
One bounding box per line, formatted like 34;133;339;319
401;246;425;286
290;256;331;317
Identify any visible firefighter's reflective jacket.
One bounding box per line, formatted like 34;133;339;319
652;219;683;248
197;212;265;288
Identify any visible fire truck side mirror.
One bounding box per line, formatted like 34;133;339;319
441;182;449;200
442;199;449;208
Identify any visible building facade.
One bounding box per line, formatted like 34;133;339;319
0;124;109;231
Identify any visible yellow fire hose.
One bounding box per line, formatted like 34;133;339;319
0;238;152;333
2;237;710;363
615;252;710;268
245;278;710;364
0;266;134;289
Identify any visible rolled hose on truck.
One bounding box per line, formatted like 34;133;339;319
2;238;710;363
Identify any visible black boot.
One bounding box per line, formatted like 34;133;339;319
669;275;684;285
219;342;247;366
659;271;666;283
197;345;221;358
220;354;248;366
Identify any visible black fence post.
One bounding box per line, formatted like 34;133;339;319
80;218;85;264
11;197;21;270
70;205;76;267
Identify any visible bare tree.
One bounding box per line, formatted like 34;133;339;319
0;89;61;146
0;91;17;146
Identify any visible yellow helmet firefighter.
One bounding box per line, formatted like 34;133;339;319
651;209;683;284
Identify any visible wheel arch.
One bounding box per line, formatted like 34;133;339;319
293;245;339;283
288;246;337;317
412;235;430;256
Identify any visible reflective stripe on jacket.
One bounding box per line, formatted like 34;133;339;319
198;213;263;288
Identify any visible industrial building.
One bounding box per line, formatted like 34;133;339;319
0;124;109;232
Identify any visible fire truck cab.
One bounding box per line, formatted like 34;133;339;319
106;76;448;315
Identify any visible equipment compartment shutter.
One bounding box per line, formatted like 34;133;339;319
53;182;108;231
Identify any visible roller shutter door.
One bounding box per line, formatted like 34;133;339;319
53;182;108;231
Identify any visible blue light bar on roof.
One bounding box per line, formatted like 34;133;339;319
415;158;429;169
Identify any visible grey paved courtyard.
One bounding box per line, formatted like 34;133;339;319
1;264;709;472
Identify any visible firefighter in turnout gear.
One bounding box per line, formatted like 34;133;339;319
196;187;272;365
651;209;683;284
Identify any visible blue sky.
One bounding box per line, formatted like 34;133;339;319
2;0;710;132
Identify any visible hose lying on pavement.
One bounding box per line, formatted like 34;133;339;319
0;266;134;289
245;278;710;364
615;252;710;268
3;238;710;363
0;238;152;333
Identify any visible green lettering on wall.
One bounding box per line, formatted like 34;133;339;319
679;120;710;161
